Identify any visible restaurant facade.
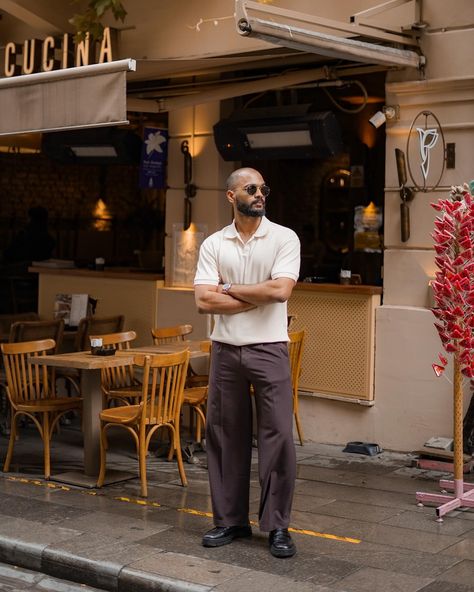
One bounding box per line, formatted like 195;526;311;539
0;0;473;451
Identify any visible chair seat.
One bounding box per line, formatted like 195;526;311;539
183;386;208;405
16;396;82;413
100;404;140;423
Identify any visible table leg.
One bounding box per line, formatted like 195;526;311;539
51;368;135;488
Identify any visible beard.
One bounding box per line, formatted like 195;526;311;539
236;197;265;217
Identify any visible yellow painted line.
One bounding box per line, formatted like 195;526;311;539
288;526;361;544
178;508;213;518
6;477;360;544
7;477;71;491
114;496;161;508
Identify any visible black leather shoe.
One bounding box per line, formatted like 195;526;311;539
269;528;296;558
202;525;252;547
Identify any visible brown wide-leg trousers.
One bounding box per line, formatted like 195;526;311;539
206;341;296;532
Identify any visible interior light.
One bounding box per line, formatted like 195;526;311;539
246;129;312;148
70;145;118;157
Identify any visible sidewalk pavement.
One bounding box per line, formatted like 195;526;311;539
0;422;473;592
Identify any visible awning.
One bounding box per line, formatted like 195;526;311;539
235;0;424;70
0;58;136;136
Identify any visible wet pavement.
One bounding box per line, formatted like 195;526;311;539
0;420;473;591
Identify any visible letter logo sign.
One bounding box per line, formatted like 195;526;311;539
406;110;445;192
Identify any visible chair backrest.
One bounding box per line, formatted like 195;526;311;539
9;319;65;354
75;315;125;351
288;330;305;393
0;312;39;341
90;330;137;390
1;338;56;406
134;350;189;424
151;324;193;345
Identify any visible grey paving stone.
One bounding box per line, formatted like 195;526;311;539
0;493;90;525
118;568;212;592
381;509;474;536
432;560;474;586
331;566;432;592
441;538;474;559
213;570;334;592
42;533;164;590
418;581;474;592
330;519;460;553
313;499;404;523
53;510;171;541
127;551;248;586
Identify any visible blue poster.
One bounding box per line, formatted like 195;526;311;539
139;127;168;189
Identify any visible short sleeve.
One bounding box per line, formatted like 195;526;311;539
194;235;220;286
271;231;300;282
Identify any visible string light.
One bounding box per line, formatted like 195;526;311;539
188;14;234;32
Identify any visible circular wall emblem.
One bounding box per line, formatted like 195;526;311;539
406;110;445;192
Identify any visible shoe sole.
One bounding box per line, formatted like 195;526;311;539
202;529;252;548
270;546;296;558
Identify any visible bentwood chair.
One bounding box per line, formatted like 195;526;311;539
60;315;126;397
97;350;190;497
1;339;82;479
152;324;208;388
90;330;141;407
151;324;193;345
288;330;305;446
9;319;65;353
75;315;125;351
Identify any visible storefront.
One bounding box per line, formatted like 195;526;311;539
1;0;473;451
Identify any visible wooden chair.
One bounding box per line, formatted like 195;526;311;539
0;312;39;342
75;315;125;351
97;350;190;497
60;315;126;396
288;330;305;446
181;340;211;447
9;319;65;353
1;338;82;479
90;330;141;407
152;324;208;388
151;324;193;345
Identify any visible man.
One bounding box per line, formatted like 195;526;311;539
194;167;300;558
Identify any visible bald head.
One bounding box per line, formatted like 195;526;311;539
226;168;262;191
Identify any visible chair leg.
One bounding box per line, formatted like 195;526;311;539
173;425;188;487
294;397;304;446
97;424;107;487
139;431;148;497
3;412;18;472
43;412;51;479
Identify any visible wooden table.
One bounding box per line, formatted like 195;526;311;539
32;350;135;488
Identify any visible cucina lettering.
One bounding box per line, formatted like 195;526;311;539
4;27;115;77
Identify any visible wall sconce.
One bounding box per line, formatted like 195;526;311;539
395;148;415;242
181;140;197;231
369;105;398;129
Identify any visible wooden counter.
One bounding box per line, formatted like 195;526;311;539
289;283;382;404
30;266;164;346
29;266;164;282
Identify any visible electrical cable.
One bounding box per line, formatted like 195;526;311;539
322;79;368;114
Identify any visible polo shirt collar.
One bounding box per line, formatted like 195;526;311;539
224;216;270;239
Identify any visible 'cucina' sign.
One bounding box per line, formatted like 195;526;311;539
4;27;115;77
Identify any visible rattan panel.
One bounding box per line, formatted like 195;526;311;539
288;290;378;400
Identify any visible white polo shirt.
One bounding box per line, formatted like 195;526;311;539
194;216;300;346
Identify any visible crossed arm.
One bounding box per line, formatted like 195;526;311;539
194;277;296;315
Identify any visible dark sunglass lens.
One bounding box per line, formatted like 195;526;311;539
245;184;257;195
261;185;270;197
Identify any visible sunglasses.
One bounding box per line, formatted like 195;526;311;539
242;184;271;197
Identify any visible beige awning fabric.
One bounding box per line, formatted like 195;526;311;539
0;58;136;136
235;1;424;70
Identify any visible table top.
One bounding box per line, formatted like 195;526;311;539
30;340;210;369
31;350;135;370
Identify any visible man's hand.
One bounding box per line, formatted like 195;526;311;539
227;278;295;306
195;284;256;315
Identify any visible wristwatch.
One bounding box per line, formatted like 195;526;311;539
222;282;232;295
